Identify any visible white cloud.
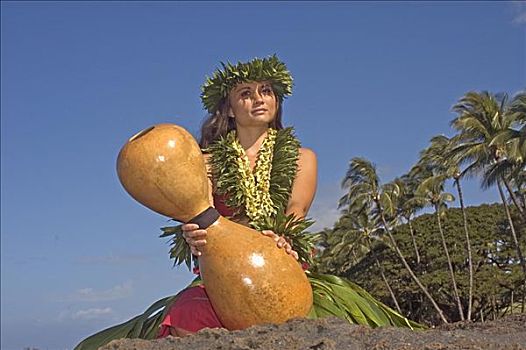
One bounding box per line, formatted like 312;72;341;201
70;282;133;302
308;181;345;232
513;11;526;24
511;1;526;24
310;206;341;232
71;307;113;320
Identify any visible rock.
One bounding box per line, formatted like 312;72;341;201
100;314;526;350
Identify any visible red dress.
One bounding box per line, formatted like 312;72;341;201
157;194;233;336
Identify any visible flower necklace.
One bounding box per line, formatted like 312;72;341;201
207;127;301;228
230;128;277;224
164;127;319;269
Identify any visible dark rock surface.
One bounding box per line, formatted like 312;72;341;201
100;314;526;350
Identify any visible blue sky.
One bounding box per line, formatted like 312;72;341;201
1;2;524;349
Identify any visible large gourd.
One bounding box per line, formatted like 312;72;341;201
116;123;313;330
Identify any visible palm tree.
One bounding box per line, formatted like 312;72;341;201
341;158;449;323
390;177;422;265
407;172;465;321
419;135;474;320
451;91;525;219
332;209;403;313
490;91;526;215
450;91;526;282
318;216;370;274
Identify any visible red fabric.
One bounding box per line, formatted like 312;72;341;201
213;193;235;217
158;194;235;337
158;285;223;336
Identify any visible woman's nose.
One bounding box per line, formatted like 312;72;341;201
252;90;263;102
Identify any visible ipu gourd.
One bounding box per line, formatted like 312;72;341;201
116;123;313;330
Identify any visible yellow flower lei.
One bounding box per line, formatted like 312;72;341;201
231;128;277;223
166;127;321;270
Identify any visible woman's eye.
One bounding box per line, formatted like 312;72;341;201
262;87;273;95
241;91;251;98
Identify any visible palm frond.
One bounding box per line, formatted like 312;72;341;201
160;224;194;271
481;160;515;190
342;158;379;192
308;272;424;329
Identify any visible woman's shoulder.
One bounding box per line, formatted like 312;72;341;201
298;147;317;162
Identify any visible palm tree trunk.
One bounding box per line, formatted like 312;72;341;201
377;205;449;323
367;238;402;313
520;186;526;212
435;206;465;321
455;178;473;320
492;294;496;320
502;177;526;221
511;291;514;314
497;181;526;276
497;181;526;312
407;218;421;264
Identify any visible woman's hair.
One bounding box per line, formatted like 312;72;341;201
199;95;284;149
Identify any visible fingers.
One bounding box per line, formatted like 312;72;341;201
182;224;207;241
291;250;299;260
182;224;207;256
282;241;299;260
190;246;201;257
183;229;207;241
261;231;298;259
182;223;200;231
261;230;278;239
276;236;287;248
189;239;205;256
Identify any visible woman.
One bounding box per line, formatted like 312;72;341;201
74;55;421;350
158;55;317;337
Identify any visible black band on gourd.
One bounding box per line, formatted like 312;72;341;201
188;207;220;229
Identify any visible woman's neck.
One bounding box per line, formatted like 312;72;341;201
236;125;269;157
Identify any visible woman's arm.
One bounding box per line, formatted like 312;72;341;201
286;147;318;218
261;147;317;260
182;154;214;256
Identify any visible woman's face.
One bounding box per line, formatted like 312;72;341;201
228;81;277;127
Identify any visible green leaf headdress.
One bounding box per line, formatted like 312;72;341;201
201;54;293;115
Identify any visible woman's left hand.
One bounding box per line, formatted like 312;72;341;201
261;230;299;260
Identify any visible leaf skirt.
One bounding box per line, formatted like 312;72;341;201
74;274;422;350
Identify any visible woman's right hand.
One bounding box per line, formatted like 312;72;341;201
182;223;208;256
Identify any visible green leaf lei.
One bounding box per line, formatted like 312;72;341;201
207;127;298;226
162;127;319;268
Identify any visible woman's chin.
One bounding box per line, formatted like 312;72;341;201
237;117;274;128
250;114;275;123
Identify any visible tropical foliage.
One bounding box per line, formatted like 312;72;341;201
317;204;525;325
316;90;526;325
